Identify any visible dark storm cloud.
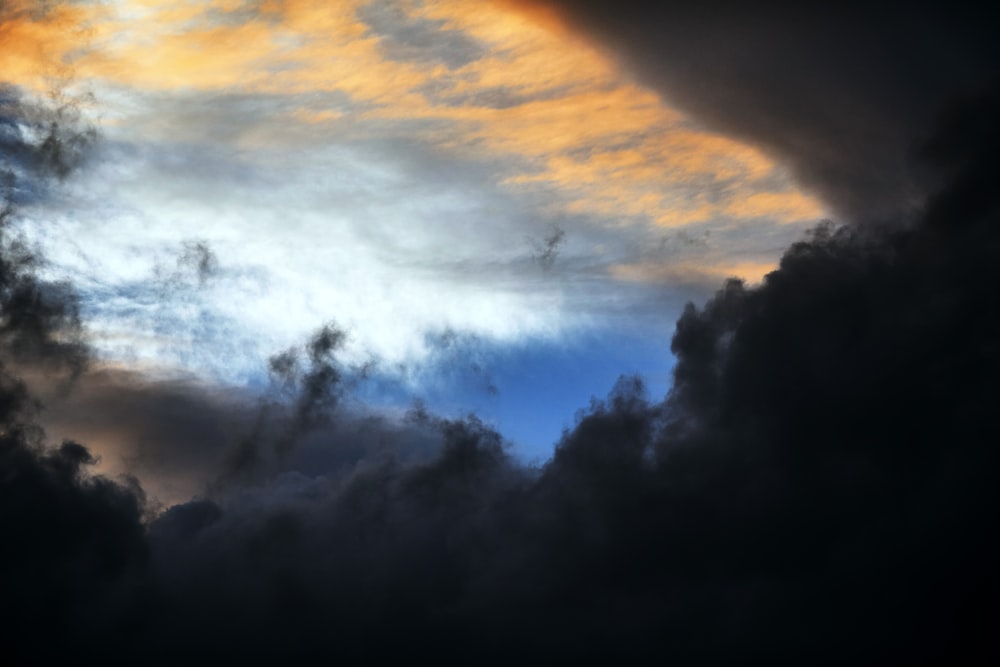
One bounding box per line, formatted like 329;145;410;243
511;0;1000;223
4;4;1000;665
1;430;150;667
13;106;1000;659
128;92;998;662
37;364;447;503
1;70;147;666
37;370;259;499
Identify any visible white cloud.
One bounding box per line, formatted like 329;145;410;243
14;0;822;388
24;102;584;383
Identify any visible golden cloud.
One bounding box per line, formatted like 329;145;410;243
610;259;778;286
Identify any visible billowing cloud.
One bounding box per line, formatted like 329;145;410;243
504;0;1000;223
5;4;999;662
6;39;1000;667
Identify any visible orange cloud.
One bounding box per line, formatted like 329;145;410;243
610;259;778;286
0;0;96;88
488;0;575;36
724;190;825;221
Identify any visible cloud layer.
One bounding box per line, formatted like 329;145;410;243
4;2;1000;664
11;0;826;382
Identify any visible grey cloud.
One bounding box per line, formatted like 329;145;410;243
7;3;1000;665
358;0;488;70
175;240;219;287
0;85;96;206
416;79;578;110
531;225;565;271
1;86;91;378
5;75;1000;666
36;363;445;505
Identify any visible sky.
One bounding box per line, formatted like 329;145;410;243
5;0;828;459
3;1;1000;663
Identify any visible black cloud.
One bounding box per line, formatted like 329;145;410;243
10;116;999;660
3;3;1000;665
1;76;147;666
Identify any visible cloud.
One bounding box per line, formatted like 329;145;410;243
505;1;1000;223
5;0;835;383
72;0;824;228
0;71;147;664
1;84;96;204
158;91;1000;661
0;85;92;377
4;4;999;664
7;86;1000;661
530;224;565;270
35;361;446;506
0;0;93;88
358;0;487;70
28;114;800;383
1;432;150;667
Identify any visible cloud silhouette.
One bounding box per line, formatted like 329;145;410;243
3;3;999;665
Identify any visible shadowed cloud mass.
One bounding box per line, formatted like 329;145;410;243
3;1;1000;664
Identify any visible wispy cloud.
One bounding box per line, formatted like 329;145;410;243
7;0;824;388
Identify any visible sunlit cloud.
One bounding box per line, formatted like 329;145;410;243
58;0;824;233
8;0;827;384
